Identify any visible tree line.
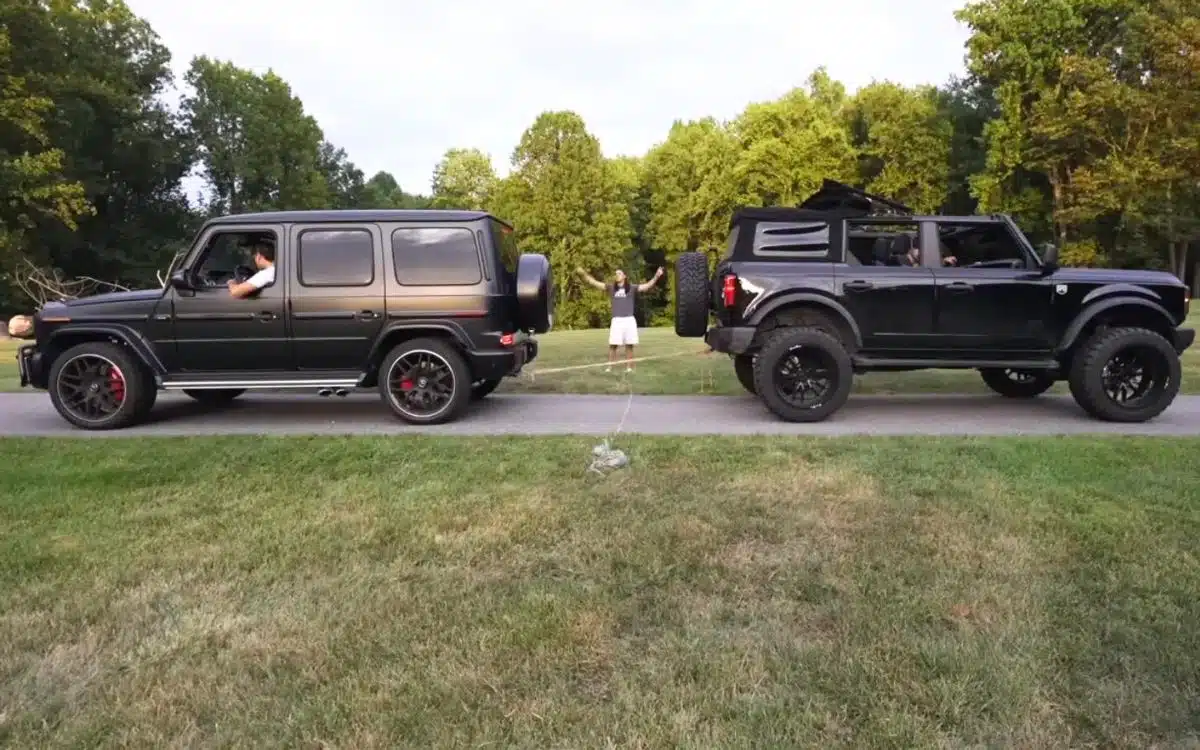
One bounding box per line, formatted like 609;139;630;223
3;0;1198;326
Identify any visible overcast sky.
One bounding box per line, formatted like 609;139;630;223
128;0;972;200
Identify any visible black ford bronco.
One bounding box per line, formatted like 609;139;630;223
674;180;1194;423
14;209;554;430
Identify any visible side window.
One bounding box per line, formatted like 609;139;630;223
935;221;1031;269
191;229;278;288
752;220;830;258
298;229;375;287
490;219;519;276
846;220;920;266
392;227;482;286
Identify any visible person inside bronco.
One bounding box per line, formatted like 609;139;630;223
227;235;276;298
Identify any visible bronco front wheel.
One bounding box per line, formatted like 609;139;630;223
1067;326;1181;422
47;341;154;430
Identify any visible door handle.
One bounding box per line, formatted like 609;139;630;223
844;281;873;292
256;311;278;321
944;282;974;293
355;310;380;320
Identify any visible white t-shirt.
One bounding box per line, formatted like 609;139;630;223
245;264;275;290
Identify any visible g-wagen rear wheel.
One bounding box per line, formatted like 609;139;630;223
752;327;853;422
1067;326;1181;422
379;337;472;425
979;368;1055;398
48;341;155;430
515;253;554;334
674;251;710;337
734;354;756;394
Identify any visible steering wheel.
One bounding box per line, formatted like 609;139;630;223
232;265;254;283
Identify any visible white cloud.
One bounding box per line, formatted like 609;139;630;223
130;0;972;199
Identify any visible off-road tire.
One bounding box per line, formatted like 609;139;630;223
752;327;854;422
674;251;710;337
733;354;756;394
515;253;554;334
378;337;472;425
979;368;1055;398
47;341;155;430
183;388;245;405
1067;326;1181;422
471;378;502;400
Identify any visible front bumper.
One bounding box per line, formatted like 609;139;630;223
1173;327;1195;354
16;344;46;389
704;325;756;355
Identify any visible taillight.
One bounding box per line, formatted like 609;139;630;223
499;333;515;346
722;274;738;307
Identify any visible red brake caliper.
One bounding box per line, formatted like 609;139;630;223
399;378;414;392
108;366;126;404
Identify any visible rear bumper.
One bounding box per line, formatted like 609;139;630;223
704;325;756;355
1174;327;1195;354
470;337;539;381
17;344;47;389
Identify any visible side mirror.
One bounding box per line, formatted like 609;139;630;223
1039;243;1059;274
169;269;193;290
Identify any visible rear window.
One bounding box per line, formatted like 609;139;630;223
391;227;482;286
491;219;519;275
752;220;831;258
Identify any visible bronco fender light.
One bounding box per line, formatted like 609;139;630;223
722;274;738;308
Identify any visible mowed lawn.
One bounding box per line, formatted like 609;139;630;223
4;310;1197;396
2;436;1199;748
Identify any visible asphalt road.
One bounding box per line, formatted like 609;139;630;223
1;391;1198;437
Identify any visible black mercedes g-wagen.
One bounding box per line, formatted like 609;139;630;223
674;180;1194;423
14;209;554;430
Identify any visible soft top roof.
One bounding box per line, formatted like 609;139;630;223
730;179;913;227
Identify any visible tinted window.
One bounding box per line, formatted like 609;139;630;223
491;220;519;275
298;229;375;286
392;227;482;285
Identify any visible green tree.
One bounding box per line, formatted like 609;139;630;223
498;110;633;327
846;81;952;213
183;56;330;213
430;147;496;209
362;171;431;209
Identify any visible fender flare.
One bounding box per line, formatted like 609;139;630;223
367;321;474;363
1057;296;1177;353
746;292;864;349
45;324;168;375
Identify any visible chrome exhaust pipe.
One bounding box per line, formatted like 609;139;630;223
316;388;333;397
333;388;350;397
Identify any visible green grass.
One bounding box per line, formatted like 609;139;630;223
2;435;1199;748
4;311;1197;396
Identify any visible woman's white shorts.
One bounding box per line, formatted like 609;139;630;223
608;316;639;346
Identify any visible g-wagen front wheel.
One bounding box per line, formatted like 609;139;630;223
979;368;1055;398
1067;326;1182;422
752;327;854;422
379;337;472;425
47;341;155;430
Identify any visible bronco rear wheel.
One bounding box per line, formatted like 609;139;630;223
752;327;853;422
379;337;472;425
674;251;710;338
48;341;154;430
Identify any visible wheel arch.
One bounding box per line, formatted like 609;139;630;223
44;325;166;379
746;294;863;352
1057;297;1178;355
362;323;472;387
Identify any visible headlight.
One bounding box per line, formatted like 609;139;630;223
7;314;34;339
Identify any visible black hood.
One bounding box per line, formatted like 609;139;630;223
59;288;165;308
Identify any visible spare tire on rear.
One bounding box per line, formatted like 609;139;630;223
674;251;710;337
515;253;554;333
